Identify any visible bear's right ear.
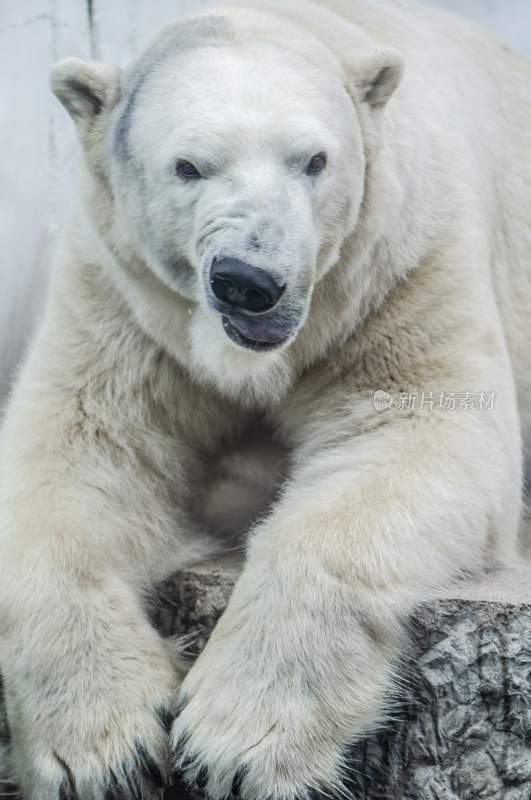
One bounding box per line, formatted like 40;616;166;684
50;58;121;134
345;47;404;113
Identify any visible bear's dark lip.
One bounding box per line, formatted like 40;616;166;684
221;316;290;352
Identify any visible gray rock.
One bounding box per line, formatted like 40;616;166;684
2;566;530;799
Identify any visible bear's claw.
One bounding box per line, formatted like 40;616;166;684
53;736;168;800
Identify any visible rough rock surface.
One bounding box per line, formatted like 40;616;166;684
1;565;530;799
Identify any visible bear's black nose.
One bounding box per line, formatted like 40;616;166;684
210;258;285;313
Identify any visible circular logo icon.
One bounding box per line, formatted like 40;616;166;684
373;390;393;411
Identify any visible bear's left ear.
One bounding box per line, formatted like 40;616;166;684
345;47;404;112
50;57;121;134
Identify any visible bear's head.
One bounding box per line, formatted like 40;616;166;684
50;8;402;401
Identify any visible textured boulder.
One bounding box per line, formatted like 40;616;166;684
1;564;530;799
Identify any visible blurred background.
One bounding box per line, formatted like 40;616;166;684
1;0;531;399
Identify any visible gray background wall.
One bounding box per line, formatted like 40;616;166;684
1;0;530;398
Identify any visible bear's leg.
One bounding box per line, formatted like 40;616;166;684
170;355;521;800
0;369;219;799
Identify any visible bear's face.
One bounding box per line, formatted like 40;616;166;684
50;14;402;396
109;42;364;356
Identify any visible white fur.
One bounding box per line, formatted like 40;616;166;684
0;1;529;798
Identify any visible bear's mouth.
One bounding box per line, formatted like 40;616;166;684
221;315;291;352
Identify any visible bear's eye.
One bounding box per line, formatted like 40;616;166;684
306;152;327;175
175;160;202;181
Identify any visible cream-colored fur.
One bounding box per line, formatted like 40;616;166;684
0;1;529;798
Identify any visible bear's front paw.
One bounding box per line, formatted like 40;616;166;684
9;647;180;800
170;651;349;800
169;589;388;800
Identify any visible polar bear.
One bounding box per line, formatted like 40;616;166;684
1;0;530;798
